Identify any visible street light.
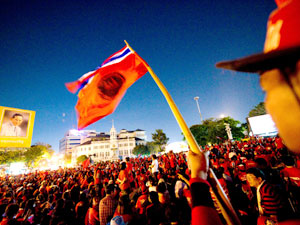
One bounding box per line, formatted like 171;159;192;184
194;96;203;123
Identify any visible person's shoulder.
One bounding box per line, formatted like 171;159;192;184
100;196;108;203
2;121;9;125
1;122;10;128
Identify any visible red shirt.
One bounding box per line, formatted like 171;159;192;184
170;156;176;168
95;169;101;185
275;137;285;149
281;167;300;186
118;170;130;190
126;162;134;183
0;218;9;225
85;207;100;225
136;194;148;215
245;160;257;170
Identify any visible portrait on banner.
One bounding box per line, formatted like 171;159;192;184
0;110;30;137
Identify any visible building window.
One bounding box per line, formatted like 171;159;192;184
106;145;109;148
124;150;128;155
119;144;123;147
120;150;123;156
124;143;128;147
130;143;133;146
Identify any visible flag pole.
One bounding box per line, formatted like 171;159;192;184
124;40;241;225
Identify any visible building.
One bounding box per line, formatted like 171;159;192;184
59;129;97;155
71;125;146;165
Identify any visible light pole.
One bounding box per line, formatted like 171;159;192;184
194;96;203;123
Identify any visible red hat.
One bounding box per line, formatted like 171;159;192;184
216;0;300;72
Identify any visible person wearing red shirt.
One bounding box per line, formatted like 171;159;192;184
125;157;134;188
113;194;133;224
85;197;100;225
94;167;101;186
117;162;130;194
146;191;165;225
135;185;149;215
245;155;257;170
281;156;300;187
246;168;284;224
137;168;147;187
0;204;19;225
169;152;177;173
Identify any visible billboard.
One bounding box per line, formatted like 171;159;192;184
0;106;35;148
248;114;278;137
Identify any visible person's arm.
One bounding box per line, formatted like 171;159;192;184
84;208;90;225
149;161;154;168
188;150;223;225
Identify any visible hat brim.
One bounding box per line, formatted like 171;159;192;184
216;46;300;73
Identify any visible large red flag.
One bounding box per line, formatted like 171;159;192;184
66;46;148;129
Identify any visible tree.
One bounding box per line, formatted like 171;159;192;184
188;117;245;146
132;144;150;156
77;155;88;165
152;129;169;152
132;142;160;156
0;143;54;167
248;102;266;117
0;150;23;165
147;142;160;154
24;143;54;168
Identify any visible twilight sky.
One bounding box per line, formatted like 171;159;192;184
0;0;277;151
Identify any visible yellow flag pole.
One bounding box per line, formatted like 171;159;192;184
124;40;241;225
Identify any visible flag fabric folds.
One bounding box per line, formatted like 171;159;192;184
65;70;97;94
66;46;148;129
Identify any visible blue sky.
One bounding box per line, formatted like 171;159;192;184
0;0;276;151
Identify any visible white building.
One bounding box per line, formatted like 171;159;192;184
59;129;97;154
71;125;146;165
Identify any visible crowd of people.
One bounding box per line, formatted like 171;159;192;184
0;136;299;225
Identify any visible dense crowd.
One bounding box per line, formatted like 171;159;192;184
0;136;299;225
